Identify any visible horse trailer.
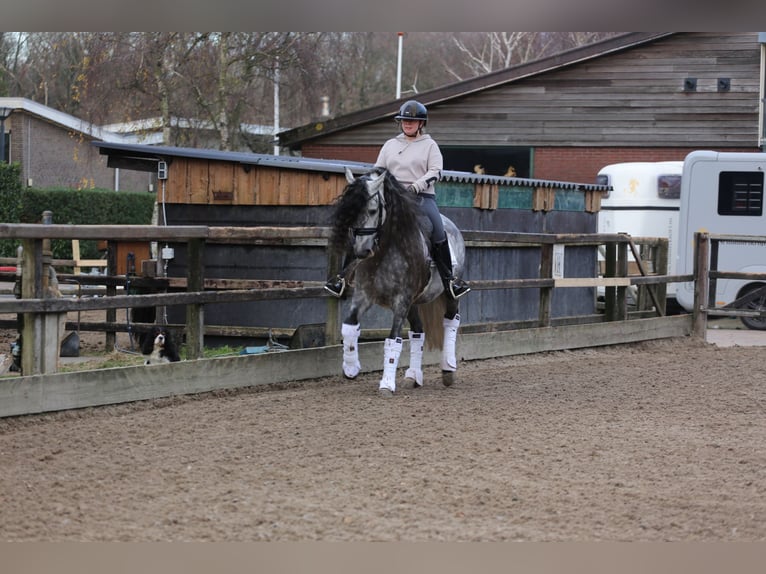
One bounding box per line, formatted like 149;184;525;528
675;151;766;329
596;160;683;309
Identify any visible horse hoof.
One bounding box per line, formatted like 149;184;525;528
442;371;456;387
343;365;361;379
401;377;422;390
378;388;395;398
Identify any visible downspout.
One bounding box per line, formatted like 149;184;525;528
759;32;766;151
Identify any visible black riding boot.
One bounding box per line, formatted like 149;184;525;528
432;240;470;299
325;252;355;298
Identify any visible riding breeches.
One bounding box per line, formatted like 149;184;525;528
417;194;446;244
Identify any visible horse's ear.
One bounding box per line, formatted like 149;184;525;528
345;167;355;184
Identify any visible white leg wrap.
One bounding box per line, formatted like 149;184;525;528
379;337;403;393
341;322;361;379
441;314;460;372
404;332;425;387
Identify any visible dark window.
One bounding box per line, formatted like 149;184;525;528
441;146;531;178
717;171;764;216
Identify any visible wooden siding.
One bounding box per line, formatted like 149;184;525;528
160;157;604;212
307;33;762;149
163;158;348;206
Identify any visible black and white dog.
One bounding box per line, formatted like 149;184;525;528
141;327;181;365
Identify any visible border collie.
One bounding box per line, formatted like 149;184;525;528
141;327;180;365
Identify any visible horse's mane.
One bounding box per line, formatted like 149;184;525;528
378;170;428;255
329;168;428;256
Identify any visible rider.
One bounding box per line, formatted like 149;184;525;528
325;99;471;300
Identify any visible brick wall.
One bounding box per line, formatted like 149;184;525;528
301;144;379;164
303;143;762;185
7;112;151;192
533;146;760;184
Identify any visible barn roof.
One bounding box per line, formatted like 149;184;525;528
277;32;674;150
92;141;610;191
0;96;127;143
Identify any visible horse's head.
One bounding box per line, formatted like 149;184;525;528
343;167;387;259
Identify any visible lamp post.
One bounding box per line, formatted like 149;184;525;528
0;107;12;164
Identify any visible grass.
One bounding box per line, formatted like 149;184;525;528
54;343;254;374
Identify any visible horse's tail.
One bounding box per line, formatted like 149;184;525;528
420;293;447;350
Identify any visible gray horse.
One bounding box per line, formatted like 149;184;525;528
329;167;467;397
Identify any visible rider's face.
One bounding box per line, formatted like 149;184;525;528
401;119;422;137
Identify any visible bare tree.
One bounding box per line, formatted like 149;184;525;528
0;32;624;149
443;32;621;81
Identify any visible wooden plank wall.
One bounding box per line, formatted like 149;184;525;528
163;157;601;212
312;33;761;149
165;159;348;206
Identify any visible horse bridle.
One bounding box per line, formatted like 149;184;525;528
352;189;386;247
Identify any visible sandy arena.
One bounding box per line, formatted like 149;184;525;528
1;329;765;541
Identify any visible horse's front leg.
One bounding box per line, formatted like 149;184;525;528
340;299;370;380
378;304;408;397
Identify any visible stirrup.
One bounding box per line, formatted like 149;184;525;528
448;278;471;299
324;275;346;298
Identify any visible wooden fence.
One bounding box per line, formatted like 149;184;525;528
0;220;692;377
690;232;766;337
3;221;723;417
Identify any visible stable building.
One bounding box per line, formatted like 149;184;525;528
278;32;766;184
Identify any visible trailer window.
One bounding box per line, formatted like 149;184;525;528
657;174;681;199
717;171;764;216
595;174;610;198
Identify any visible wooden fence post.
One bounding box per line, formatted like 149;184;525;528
604;240;616;321
186;238;205;359
324;245;340;345
538;243;553;326
692;232;709;338
105;240;118;351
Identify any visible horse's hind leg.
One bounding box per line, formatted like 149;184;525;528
403;307;425;389
441;313;460;387
403;331;425;389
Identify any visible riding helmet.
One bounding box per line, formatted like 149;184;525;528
395;100;428;124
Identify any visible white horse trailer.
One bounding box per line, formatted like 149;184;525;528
596;161;683;308
675;151;766;329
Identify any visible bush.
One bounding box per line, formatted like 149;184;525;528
0;163;24;259
0;165;156;260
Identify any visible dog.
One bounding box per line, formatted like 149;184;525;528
141;327;180;365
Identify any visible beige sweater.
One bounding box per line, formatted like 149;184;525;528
375;133;443;196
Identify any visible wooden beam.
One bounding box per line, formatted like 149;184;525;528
554;277;631;288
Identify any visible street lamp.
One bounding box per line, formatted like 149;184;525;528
0;106;13;164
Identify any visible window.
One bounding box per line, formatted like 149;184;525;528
441;146;531;178
717;171;764;216
595;174;611;198
657;174;681;199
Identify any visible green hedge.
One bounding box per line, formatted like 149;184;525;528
1;162;156;261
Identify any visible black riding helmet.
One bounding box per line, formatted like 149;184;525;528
394;100;428;125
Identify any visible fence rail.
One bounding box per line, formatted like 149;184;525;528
1;221;684;376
